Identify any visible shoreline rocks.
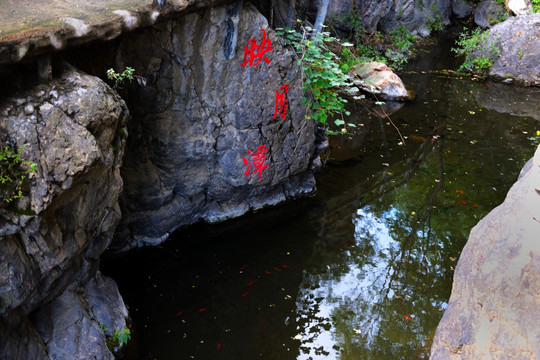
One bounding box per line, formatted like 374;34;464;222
430;145;540;359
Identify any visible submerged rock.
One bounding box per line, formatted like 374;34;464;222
352;61;411;101
0;63;129;359
482;13;540;86
431;145;540;359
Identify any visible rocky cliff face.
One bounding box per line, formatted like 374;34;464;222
430;146;540;359
0;63;129;359
113;2;320;248
306;0;461;36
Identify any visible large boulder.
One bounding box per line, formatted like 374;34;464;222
0;63;129;359
352;61;411;101
112;2;320;248
481;14;540;86
430;145;540;359
474;0;507;28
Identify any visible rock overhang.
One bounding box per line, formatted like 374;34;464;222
0;0;235;66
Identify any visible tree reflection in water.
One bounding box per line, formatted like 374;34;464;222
294;124;533;359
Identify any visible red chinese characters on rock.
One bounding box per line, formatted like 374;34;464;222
242;145;270;182
242;29;273;67
273;84;289;120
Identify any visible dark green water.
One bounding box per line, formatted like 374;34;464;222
102;29;540;360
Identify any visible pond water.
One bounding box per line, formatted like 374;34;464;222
102;27;540;360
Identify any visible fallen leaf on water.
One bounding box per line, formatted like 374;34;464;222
450;257;456;261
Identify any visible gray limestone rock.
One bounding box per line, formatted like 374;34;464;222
452;0;474;18
474;0;506;28
481;14;540;86
32;272;128;360
114;2;319;248
0;63;129;359
430;145;540;359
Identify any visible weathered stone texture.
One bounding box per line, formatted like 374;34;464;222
482;13;540;86
352;61;411;101
431;145;540;359
113;2;319;248
474;0;506;28
0;64;129;359
309;0;452;36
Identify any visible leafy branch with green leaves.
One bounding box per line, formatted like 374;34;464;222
452;28;501;73
0;145;36;204
106;67;147;89
98;322;131;350
276;21;364;134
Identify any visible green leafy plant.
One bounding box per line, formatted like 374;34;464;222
426;4;445;32
528;130;540;147
0;145;36;204
106;67;134;88
390;26;415;51
452;28;501;72
276;22;363;133
533;0;540;12
99;323;131;349
488;8;508;25
112;328;131;345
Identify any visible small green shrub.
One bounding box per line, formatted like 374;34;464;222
112;328;131;345
390;26;415;51
99;323;131;349
533;0;540;12
426;4;445;32
106;67;134;88
488;8;508;25
452;28;501;72
0;145;36;204
276;22;363;133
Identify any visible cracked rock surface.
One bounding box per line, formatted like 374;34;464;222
113;2;319;248
0;63;129;359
